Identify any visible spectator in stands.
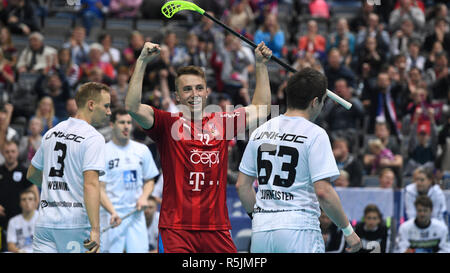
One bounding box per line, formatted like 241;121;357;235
327;18;355;55
356;13;390;55
123;30;145;66
424;41;444;71
405;121;437;176
57;48;80;89
110;66;129;108
219;32;254;105
0;0;40;35
332;137;364;187
321;78;364;133
226;0;254;36
319;209;345;253
172;33;208;69
98;33;120;68
390;19;422;57
63;26;90;67
357;36;387;79
18;117;42;168
389;0;425;33
32;96;58;135
423;17;450;54
84;43;116;81
16;32;57;74
0;141;39;252
334;170;350;188
425;4;449;35
34;69;71;121
355;204;390;253
144;196;159;253
0;26;18;67
79;0;110;36
190;11;221;46
405;86;436;131
406;39;426;71
427;51;450;101
363;122;403;186
337;38;353;69
404;167;447;222
298;19;326;61
109;0;142;18
362;72;400;136
0;48;15;88
0;104;19;154
396;195;450;253
253;13;285;58
368;138;396;175
308;0;329;19
379;168;396;189
324;48;356;90
349;0;374;33
65;98;78;119
6;188;38;253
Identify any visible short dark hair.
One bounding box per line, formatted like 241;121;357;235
110;108;129;123
285;67;327;110
20;188;36;200
75;82;110;109
414;195;433;210
363;204;383;220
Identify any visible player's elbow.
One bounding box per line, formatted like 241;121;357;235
314;181;333;202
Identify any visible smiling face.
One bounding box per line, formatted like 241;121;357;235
175;74;208;113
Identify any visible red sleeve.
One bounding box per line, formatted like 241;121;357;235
143;106;173;142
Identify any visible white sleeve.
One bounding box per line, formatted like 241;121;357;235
30;143;44;170
82;135;106;176
394;224;410;253
142;146;159;180
6;218;17;244
308;130;340;183
238;140;257;177
435;190;447;222
438;224;450;253
404;189;416;221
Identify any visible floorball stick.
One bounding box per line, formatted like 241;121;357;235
161;1;352;110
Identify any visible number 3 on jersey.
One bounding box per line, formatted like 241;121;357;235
49;142;67;177
257;144;299;187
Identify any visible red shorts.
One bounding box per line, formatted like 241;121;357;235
158;228;237;253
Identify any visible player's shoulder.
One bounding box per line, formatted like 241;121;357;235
430;218;448;230
401;218;416;229
8;213;23;224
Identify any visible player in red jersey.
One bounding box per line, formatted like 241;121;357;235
125;41;272;253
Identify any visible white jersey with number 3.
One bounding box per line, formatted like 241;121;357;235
239;115;339;232
31;118;106;229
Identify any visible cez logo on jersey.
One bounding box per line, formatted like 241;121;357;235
123;170;138;190
190;150;220;167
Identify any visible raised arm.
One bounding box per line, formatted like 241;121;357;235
125;42;161;129
245;42;272;130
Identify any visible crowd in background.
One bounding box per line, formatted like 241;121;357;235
0;0;449;253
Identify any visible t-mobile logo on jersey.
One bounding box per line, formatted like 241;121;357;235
189;172;219;192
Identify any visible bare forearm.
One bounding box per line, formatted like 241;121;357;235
84;182;100;232
236;173;256;213
125;60;147;113
8;243;20;253
100;184;116;215
252;63;271;113
141;180;155;200
316;182;349;229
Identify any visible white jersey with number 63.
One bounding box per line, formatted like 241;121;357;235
31;118;106;229
239;115;339;232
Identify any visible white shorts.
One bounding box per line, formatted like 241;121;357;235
33;226;91;253
100;209;149;253
251;229;325;253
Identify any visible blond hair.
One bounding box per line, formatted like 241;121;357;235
74;82;110;109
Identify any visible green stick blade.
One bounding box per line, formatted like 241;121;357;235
161;1;205;18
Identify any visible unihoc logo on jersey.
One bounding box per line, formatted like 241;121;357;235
190;150;220;167
40;200;48;209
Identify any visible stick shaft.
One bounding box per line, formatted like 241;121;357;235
202;12;351;109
